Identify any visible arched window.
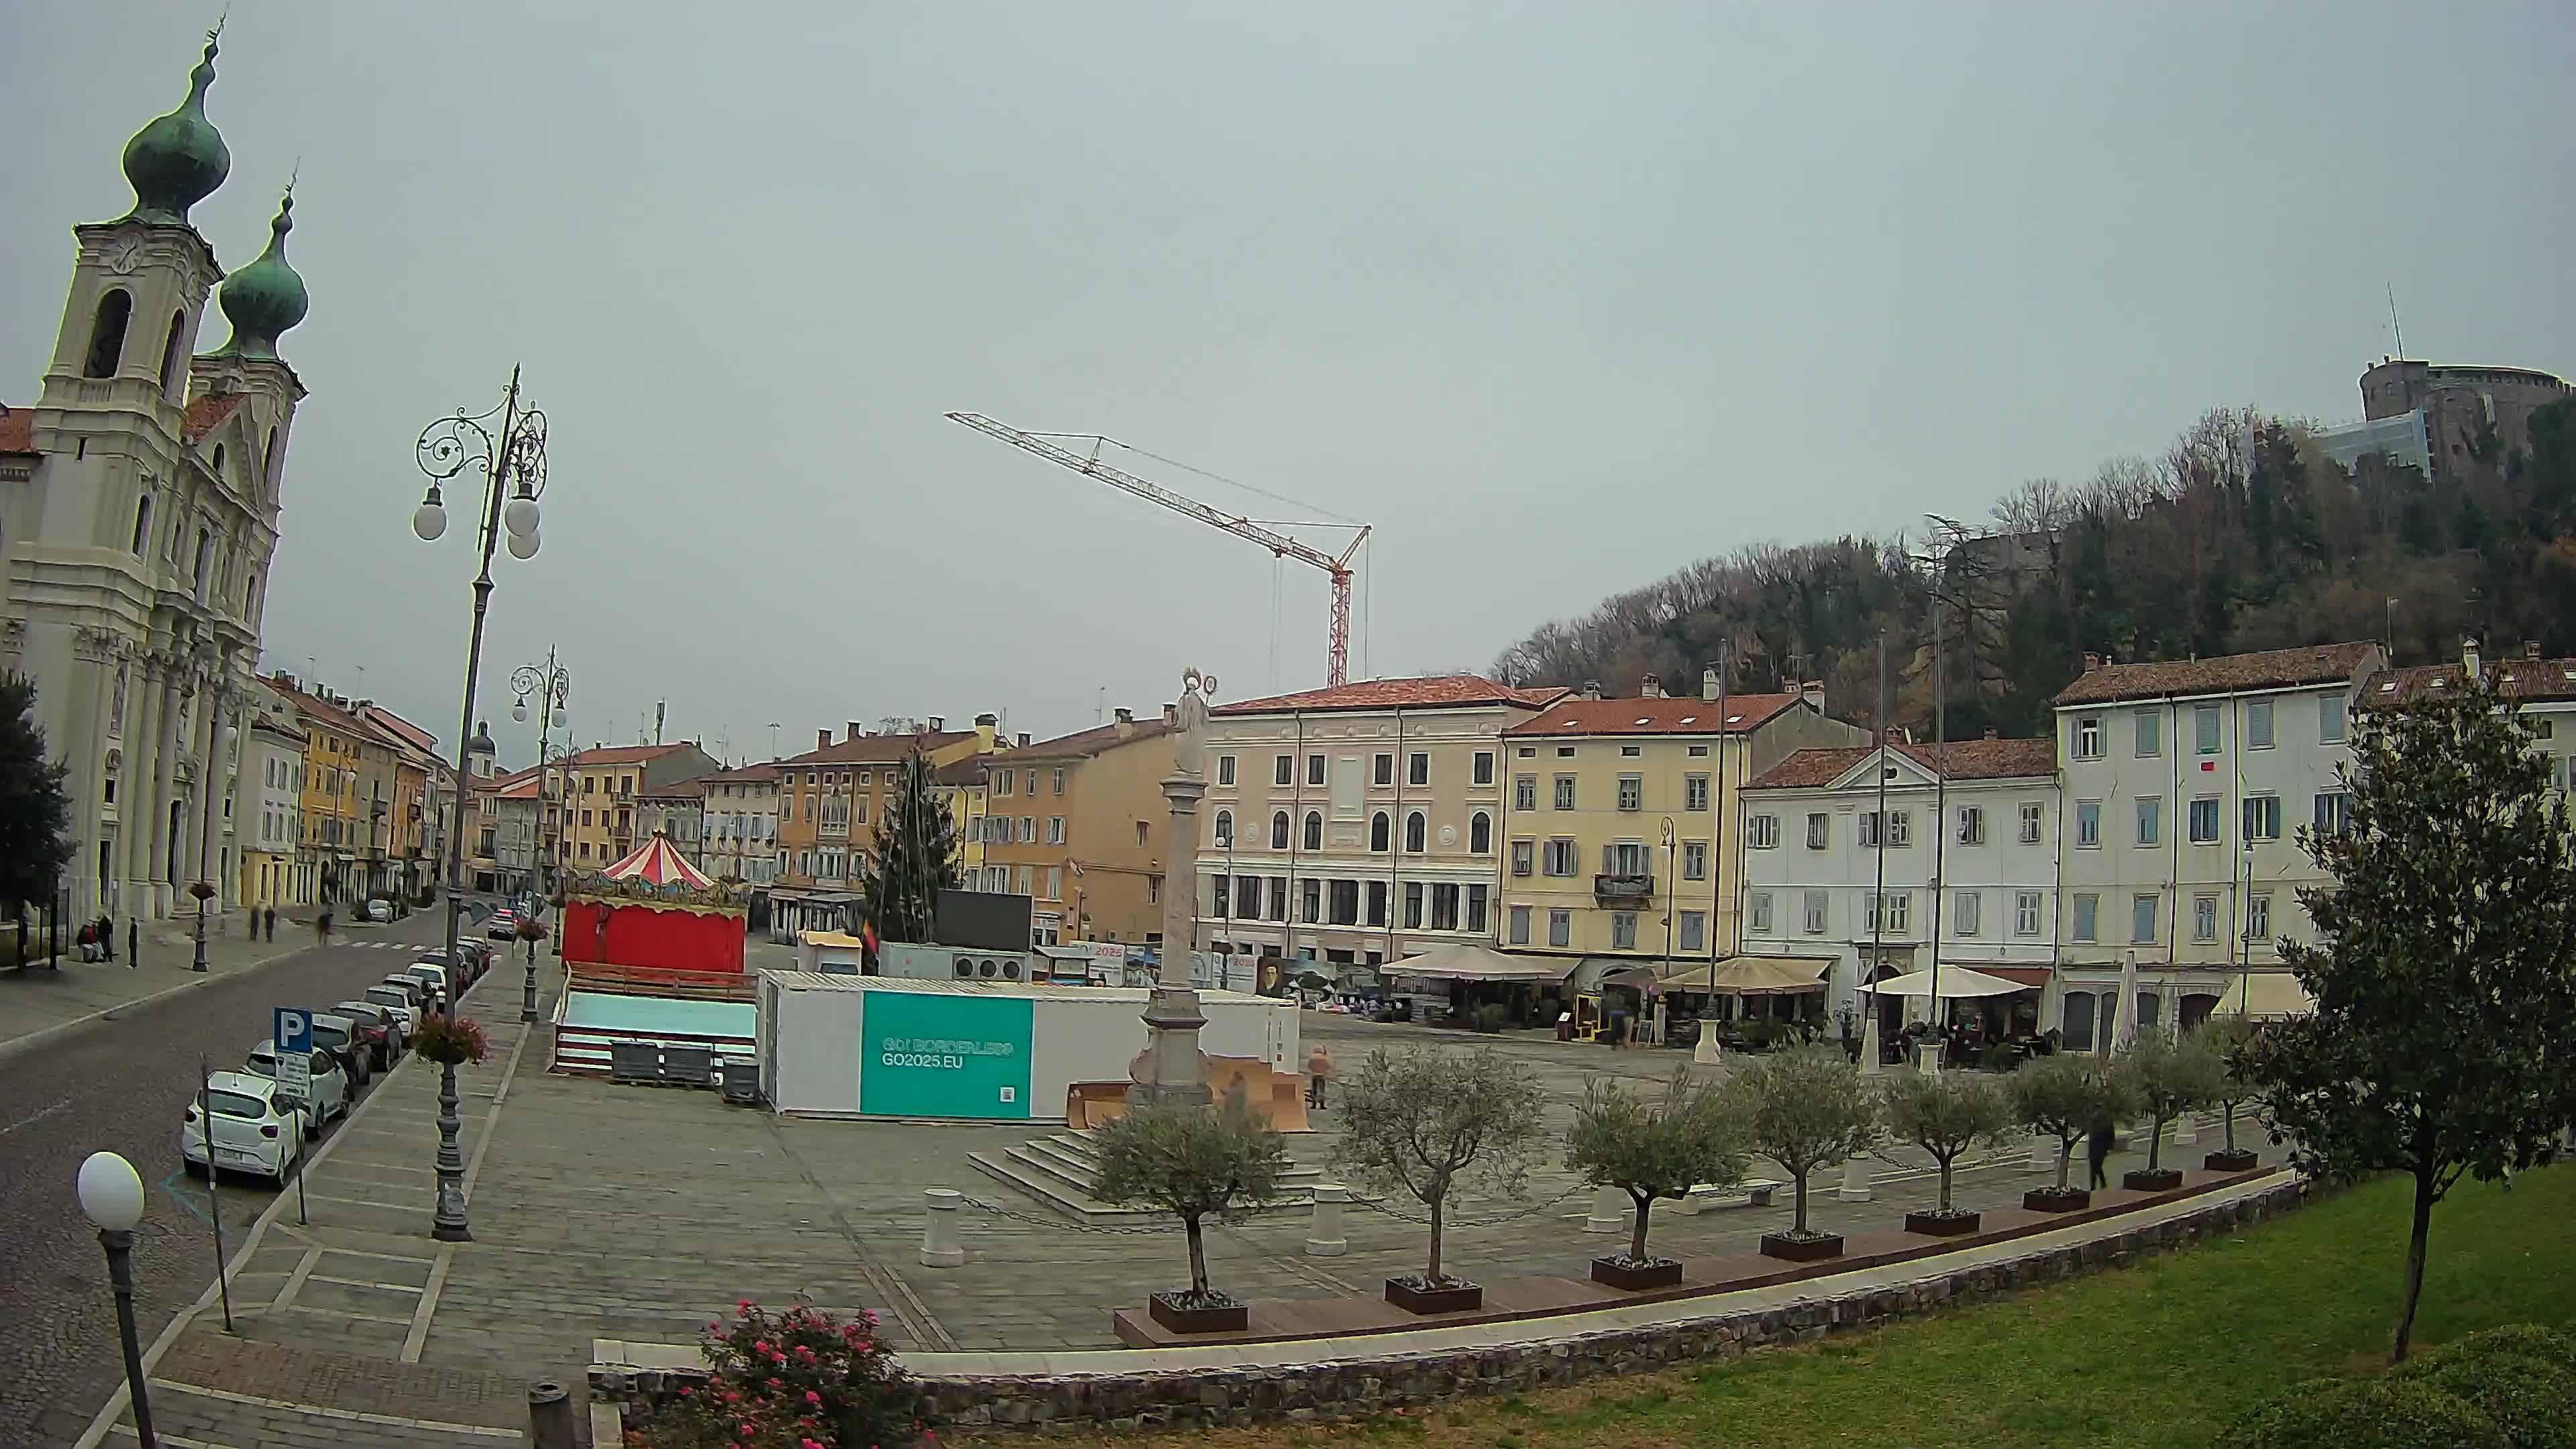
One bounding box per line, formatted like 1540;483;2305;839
211;443;226;482
263;426;281;496
193;527;213;602
1405;811;1427;853
129;495;152;555
1469;810;1492;854
1214;809;1233;847
1269;810;1290;850
1370;811;1390;852
85;289;133;378
244;569;258;619
158;310;187;395
1302;810;1322;851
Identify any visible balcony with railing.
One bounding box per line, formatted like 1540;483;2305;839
1594;872;1655;904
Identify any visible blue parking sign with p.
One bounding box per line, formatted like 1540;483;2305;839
276;1007;311;1056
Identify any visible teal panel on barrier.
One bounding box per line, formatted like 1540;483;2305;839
859;990;1034;1119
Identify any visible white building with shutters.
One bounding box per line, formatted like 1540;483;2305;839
1737;738;2061;1040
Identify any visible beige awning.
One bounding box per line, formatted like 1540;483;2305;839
1660;955;1832;995
1864;965;2029;999
2216;970;2312;1019
1386;943;1577;983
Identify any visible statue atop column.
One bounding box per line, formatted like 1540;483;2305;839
1171;667;1216;779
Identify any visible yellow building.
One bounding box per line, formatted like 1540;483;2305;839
559;742;721;873
1497;674;1864;971
977;708;1174;947
766;716;1002;938
931;755;993;891
264;676;368;906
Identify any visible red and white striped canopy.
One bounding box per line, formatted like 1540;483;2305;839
597;833;713;890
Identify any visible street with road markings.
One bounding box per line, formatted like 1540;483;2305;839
0;910;502;1446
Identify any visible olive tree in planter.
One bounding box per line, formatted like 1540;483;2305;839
2010;1053;2127;1212
1727;1046;1880;1262
1565;1066;1746;1289
1092;1089;1290;1334
2192;1016;2263;1172
2116;1028;2220;1191
1334;1046;1548;1313
1881;1069;2015;1236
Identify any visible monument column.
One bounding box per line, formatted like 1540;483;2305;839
1130;668;1218;1110
124;657;166;913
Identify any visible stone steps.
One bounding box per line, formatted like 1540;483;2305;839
967;1128;1336;1224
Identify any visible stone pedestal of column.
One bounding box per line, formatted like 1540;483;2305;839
1584;1185;1628;1234
918;1187;965;1267
1130;770;1214;1110
1304;1183;1349;1256
1837;1151;1874;1201
2029;1132;2056;1173
2174;1113;2198;1146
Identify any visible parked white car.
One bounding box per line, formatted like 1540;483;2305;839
180;1071;306;1183
244;1040;348;1134
360;984;420;1036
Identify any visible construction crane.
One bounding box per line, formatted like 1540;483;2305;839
947;412;1373;686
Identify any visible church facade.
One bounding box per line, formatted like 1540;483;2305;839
0;29;312;926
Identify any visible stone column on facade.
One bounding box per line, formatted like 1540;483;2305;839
125;659;168;916
1130;669;1216;1110
150;669;189;918
66;630;118;920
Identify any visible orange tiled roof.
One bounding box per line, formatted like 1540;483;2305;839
2051;643;2379;707
773;731;977;767
568;743;692;767
1214;676;1567;716
1504;694;1803;737
698;763;781;784
1748;737;2057;790
182;393;246;444
2370;657;2576;705
0;405;32;455
1013;717;1173;759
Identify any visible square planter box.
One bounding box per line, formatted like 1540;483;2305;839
2023;1187;2092;1213
1904;1209;1982;1236
1759;1231;1845;1263
1591;1256;1684;1291
2203;1148;2261;1173
2123;1167;2184;1192
1146;1292;1248;1335
1384;1277;1483;1315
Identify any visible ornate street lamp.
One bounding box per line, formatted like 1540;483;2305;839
410;367;549;1243
510;652;570;1024
77;1151;156;1448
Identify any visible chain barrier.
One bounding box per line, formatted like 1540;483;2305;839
1346;1182;1589;1228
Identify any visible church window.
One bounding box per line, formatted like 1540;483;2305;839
211;443;225;481
158;310;187;395
129;496;152;555
85;289;132;378
263;427;280;495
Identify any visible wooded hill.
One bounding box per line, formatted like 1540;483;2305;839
1489;398;2576;739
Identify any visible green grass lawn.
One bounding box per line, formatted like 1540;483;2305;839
1136;1165;2573;1449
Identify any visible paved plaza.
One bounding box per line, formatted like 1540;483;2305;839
85;948;2259;1448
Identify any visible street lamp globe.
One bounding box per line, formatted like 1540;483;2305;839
506;528;539;561
412;490;448;542
503;490;540;539
76;1151;146;1232
513;699;528;722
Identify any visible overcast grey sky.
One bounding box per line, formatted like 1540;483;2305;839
9;3;2572;764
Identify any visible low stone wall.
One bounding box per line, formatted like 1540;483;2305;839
600;1179;2308;1436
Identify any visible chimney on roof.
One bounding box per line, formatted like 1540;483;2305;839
2463;635;2482;680
1640;673;1663;698
1702;666;1721;702
847;720;863;743
1801;680;1826;712
1114;707;1135;738
2082;651;2102;672
928;716;945;733
1984;727;1998;740
816;729;830;751
1580;680;1603;701
2527;641;2544;661
1016;732;1031;747
1163;702;1177;727
974;714;998;751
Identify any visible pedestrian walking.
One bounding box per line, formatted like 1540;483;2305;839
2087;1111;2116;1190
263;906;276;941
96;916;115;962
317;909;333;945
1305;1044;1333;1109
125;917;138;968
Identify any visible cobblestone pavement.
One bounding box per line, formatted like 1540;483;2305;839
0;910;466;1446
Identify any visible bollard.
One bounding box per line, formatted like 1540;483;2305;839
1837;1150;1874;1202
2028;1132;2055;1173
2174;1112;2198;1147
919;1187;965;1268
527;1380;575;1449
1582;1184;1628;1234
1304;1183;1349;1256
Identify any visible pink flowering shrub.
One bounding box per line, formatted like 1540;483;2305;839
627;1299;909;1448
